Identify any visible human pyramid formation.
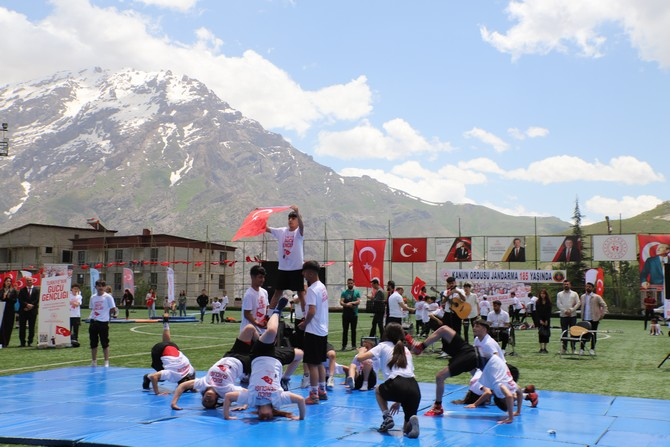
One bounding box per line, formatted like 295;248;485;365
138;207;539;439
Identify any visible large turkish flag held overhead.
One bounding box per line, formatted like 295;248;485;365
232;206;291;241
352;240;386;287
392;238;427;263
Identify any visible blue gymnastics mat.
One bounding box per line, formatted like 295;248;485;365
0;367;668;447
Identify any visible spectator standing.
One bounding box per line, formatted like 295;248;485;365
340;278;361;351
535;289;552;354
196;289;209;323
369;279;386;338
579;282;608;355
122;289;134;320
220;292;229;322
18;277;40;347
0;276;17;348
556;280;580;354
177;291;187;317
69;284;82;347
89;280;117;367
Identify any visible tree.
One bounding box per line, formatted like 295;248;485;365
564;198;590;291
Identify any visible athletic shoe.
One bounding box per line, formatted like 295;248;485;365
378;414;394;432
589;349;595;356
523;384;536;394
404;334;424;355
438;351;449;359
91;360;97;367
359;382;368;391
326;376;335;390
579;349;584;356
280;377;290;391
300;375;310;388
560;348;567;355
275;296;289;313
424;404;444;416
104;361;109;368
318;391;328;401
345;376;355;390
405;415;420;438
142;374;151;390
305;391;319;405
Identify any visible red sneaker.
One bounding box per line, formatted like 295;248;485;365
404;334;424;354
305;391;320;405
424;404;443;416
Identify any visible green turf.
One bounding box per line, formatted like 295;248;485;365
0;310;668;402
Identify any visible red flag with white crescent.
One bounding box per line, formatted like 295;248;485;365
585;268;605;296
55;326;71;337
392;238;427;263
352;239;385;287
232;206;292;241
411;276;426;300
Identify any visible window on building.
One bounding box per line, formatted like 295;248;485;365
150;273;158;288
76;274;84;287
45;246;53;254
115;249;123;263
219;252;227;262
114;273;122;291
150;248;158;262
218;274;225;290
77;251;86;265
62;250;73;263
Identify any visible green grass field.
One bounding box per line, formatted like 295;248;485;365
1;310;668;401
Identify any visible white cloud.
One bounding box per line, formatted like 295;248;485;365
457;157;506;175
481;0;670;68
505;155;665;185
509;126;549;139
0;0;372;135
340;162;471;204
134;0;198;12
463;127;509;152
480;201;552;218
585;194;663;218
315;119;452;160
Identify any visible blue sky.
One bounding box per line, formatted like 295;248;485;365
1;0;668;224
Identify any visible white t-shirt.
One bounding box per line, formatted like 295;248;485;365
487;310;510;328
240;287;269;333
159;350;195;383
269;226;304;271
415;300;428;323
387;291;404;318
479;299;491;317
478;354;518;399
469;369;484;394
212;301;222;312
367;341;414;380
474;333;505;361
221;295;229;310
429;302;444;319
443;287;466;313
465;292;479;319
89;292;115;322
69;292;82;318
305;280;329;336
236;356;293;408
193;357;245;397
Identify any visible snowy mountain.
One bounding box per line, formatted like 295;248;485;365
0;67;570;245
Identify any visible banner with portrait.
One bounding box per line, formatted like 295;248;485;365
539;236;582;262
488;237;526;262
436;237;472;262
37;264;72;348
638;234;670;289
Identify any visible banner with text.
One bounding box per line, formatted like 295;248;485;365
441;269;567;284
37;264;72;348
592;234;637;261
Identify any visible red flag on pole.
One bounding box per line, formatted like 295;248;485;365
392;238;427;263
410;276;426;300
232;206;292;241
352;239;385;287
585;268;605;296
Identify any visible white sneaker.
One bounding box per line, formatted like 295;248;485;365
104;360;110;367
438;351;449;359
589;349;595;356
359;382;368;391
91;360;97;367
579;349;584;356
300;375;310;388
326;376;335;390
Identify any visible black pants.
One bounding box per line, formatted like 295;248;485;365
581;320;599;350
19;311;37;346
70;317;81;342
560;316;577;350
370;313;385;338
342;312;358;348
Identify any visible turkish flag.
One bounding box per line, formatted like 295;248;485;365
55;326;71;337
352;239;385;287
232;206;292;241
123;268;134;294
585;268;605;296
392;238;427;263
410;276;426;300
